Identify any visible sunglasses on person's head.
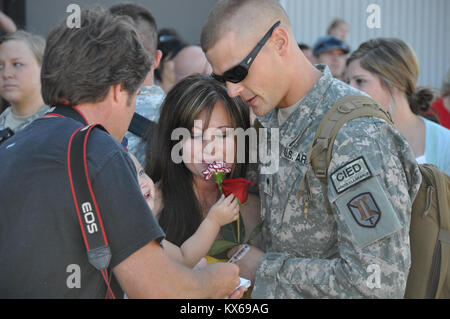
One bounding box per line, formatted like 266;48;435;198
211;21;281;84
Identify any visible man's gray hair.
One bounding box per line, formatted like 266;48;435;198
41;7;151;106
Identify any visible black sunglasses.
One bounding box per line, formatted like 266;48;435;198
211;21;281;84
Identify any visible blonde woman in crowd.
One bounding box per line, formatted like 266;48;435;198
0;30;49;134
346;37;450;175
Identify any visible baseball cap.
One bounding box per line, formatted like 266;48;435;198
313;35;350;57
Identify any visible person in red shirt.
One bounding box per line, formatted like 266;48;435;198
431;70;450;129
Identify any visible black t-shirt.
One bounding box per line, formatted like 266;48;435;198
0;116;164;298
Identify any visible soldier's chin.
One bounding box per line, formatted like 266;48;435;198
251;104;270;117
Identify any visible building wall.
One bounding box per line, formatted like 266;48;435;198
280;0;450;89
26;0;216;45
25;0;449;89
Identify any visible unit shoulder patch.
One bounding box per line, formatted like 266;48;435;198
347;192;381;228
330;157;372;193
332;176;402;250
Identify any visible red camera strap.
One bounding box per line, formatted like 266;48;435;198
67;124;115;299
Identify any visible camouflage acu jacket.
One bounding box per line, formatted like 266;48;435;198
125;85;165;165
252;65;422;298
0;105;50;133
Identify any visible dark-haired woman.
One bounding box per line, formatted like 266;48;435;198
145;74;262;253
346;38;450;174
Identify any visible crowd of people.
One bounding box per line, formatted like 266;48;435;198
298;19;450;175
0;0;449;299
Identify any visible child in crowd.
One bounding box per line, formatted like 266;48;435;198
129;153;239;268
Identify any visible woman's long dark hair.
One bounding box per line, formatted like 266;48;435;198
145;74;250;246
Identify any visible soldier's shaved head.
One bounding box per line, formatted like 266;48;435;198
200;0;291;53
201;0;319;115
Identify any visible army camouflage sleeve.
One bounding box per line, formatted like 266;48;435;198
252;117;421;298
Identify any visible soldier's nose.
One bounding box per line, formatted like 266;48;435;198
226;81;243;98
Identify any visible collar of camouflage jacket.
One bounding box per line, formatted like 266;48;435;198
139;85;166;96
258;64;334;149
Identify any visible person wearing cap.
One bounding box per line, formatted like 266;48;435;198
155;28;188;93
313;35;350;80
109;3;165;166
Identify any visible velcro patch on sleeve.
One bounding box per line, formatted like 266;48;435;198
333;176;402;250
330;157;372;194
347;192;380;228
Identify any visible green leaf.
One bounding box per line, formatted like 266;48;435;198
221;214;245;244
246;220;265;245
221;223;236;243
208;239;238;258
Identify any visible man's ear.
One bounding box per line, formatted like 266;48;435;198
111;83;126;105
153;49;163;70
272;27;289;57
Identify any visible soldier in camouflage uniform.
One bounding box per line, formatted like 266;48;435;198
110;4;165;166
0;30;49;136
201;0;422;298
0;105;49;134
124;85;165;165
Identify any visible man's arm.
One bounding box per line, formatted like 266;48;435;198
240;118;421;298
90;145;243;298
114;240;242;298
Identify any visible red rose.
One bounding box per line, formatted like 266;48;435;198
221;178;254;204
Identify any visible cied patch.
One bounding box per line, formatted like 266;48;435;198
330;157;372;193
347;192;380;228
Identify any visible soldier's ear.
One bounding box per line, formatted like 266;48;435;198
271;27;289;57
153;50;162;70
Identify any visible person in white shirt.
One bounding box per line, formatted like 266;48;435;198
346;37;450;175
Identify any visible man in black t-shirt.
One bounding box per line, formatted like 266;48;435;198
0;8;243;299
